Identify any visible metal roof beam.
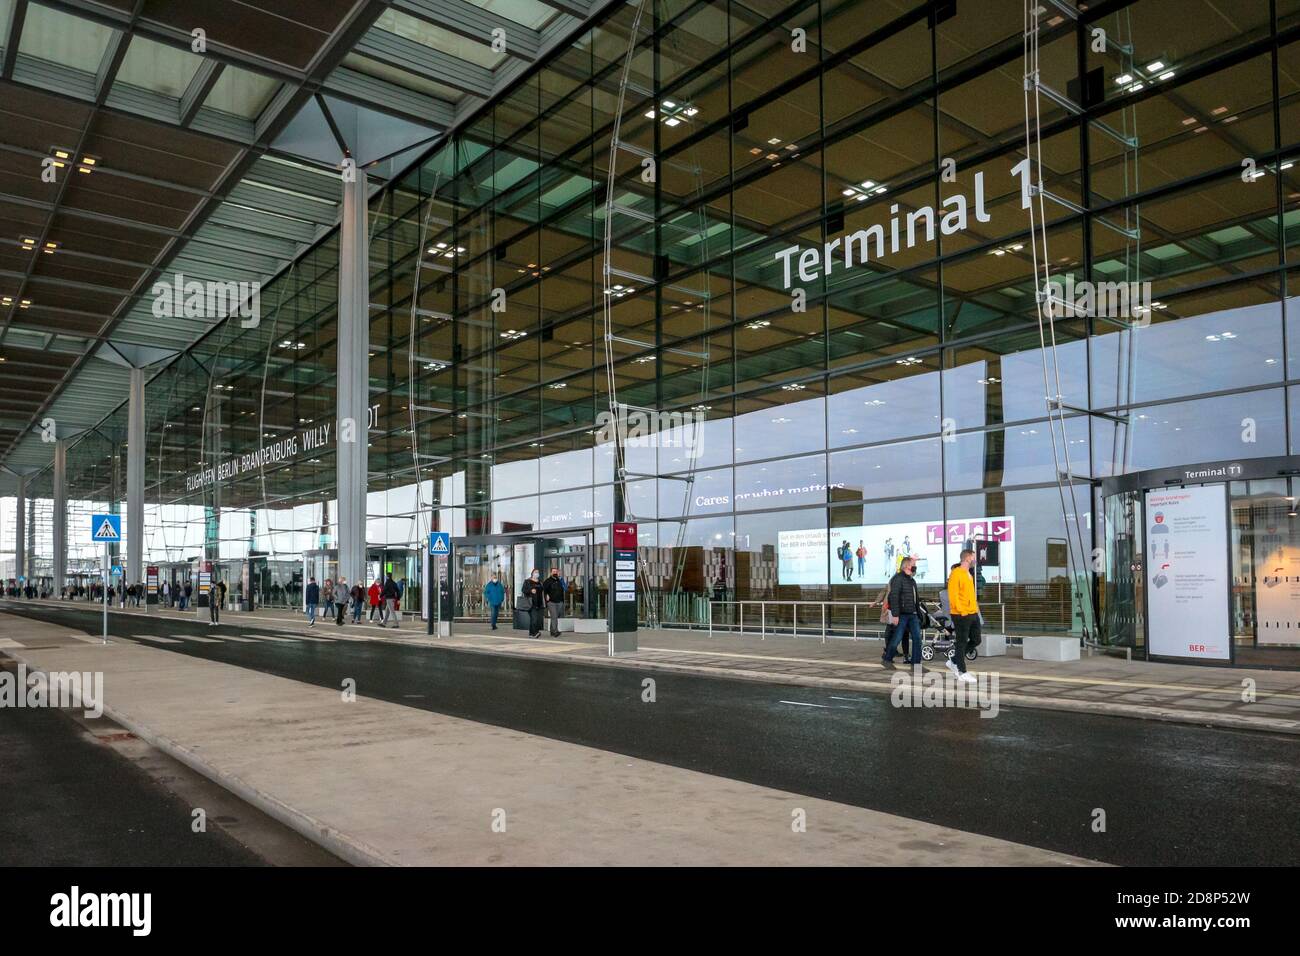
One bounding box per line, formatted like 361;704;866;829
323;66;455;128
354;27;493;98
1;0;26;80
180;60;225;127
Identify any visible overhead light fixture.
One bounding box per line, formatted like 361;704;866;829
43;241;58;254
19;299;30;308
1145;60;1165;73
20;236;36;251
77;156;97;174
1159;71;1175;80
1115;73;1133;85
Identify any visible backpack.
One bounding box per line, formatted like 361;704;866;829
836;545;845;560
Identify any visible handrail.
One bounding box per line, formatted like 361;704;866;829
706;599;1009;642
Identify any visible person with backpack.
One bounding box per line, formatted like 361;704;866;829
350;580;365;623
883;557;922;665
483;573;505;630
305;577;320;627
367;579;381;621
945;550;980;683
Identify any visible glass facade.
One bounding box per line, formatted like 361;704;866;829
7;0;1300;660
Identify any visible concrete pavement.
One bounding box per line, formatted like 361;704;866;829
0;613;1095;866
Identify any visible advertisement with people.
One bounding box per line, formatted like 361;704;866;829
778;516;1016;586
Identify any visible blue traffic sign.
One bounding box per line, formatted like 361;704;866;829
92;514;122;542
111;566;123;576
428;532;451;556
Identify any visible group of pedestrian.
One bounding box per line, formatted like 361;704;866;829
875;549;979;683
304;574;402;628
836;539;869;581
518;567;566;639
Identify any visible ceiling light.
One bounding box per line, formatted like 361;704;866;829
662;100;677;109
644;110;655;119
768;137;781;145
1145;60;1165;73
1115;73;1133;85
1159;71;1175;80
19;299;30;308
664;117;680;127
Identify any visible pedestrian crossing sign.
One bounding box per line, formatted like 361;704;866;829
428;532;450;556
92;514;121;542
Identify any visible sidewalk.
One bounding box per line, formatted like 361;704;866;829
7;598;1300;735
0;613;1095;866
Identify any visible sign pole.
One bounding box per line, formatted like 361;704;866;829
102;542;108;643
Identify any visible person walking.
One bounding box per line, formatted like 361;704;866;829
521;569;544;638
350;580;364;623
542;567;566;637
334;576;349;626
323;578;335;619
872;582;907;662
210;578;225;626
305;577;320;627
381;574;401;628
483;573;505;630
182;580;192;611
945;549;980;684
367;579;381;621
884;557;922;665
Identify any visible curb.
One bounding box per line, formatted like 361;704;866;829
2;647;394;868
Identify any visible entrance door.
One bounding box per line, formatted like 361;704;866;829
1101;489;1144;650
454;544;514;620
302;549;338;611
540;532;594;618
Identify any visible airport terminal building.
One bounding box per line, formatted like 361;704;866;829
3;0;1300;667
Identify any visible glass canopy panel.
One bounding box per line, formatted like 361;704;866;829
203;64;281;119
0;0;13;49
470;0;560;30
114;35;203;98
18;2;115;71
374;9;506;69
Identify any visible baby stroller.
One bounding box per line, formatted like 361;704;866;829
917;595;977;663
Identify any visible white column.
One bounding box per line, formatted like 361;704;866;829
127;366;145;585
336;167;370;586
53;439;67;595
14;475;25;580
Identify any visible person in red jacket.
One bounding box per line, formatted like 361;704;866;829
367;580;381;621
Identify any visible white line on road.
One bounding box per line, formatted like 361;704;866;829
779;700;831;708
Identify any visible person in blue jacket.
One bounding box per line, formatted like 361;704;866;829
483;572;505;630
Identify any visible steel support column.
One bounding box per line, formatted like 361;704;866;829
14;475;25;580
126;366;145;586
336;168;369;587
53;439;66;595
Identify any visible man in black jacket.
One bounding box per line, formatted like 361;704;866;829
542;567;566;637
381;574;401;628
521;569;544;638
884;557;922;666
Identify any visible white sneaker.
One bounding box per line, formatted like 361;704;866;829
958;671;976;683
944;658;959;676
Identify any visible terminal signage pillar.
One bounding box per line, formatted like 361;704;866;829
426;532;451;637
608;522;638;655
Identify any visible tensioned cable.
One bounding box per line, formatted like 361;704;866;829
1022;0;1097;636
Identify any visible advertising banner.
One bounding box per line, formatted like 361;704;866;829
777;516;1016;586
1250;500;1300;645
1144;485;1231;660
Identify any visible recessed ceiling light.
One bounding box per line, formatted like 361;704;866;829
1115;73;1133;85
1145;60;1165;73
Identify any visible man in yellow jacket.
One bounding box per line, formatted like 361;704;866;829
945;549;979;683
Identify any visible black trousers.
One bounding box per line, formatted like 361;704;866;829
336;601;346;625
528;606;543;636
952;613;980;673
209;598;220;624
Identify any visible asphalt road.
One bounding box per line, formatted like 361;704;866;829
3;602;1298;866
0;660;263;866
